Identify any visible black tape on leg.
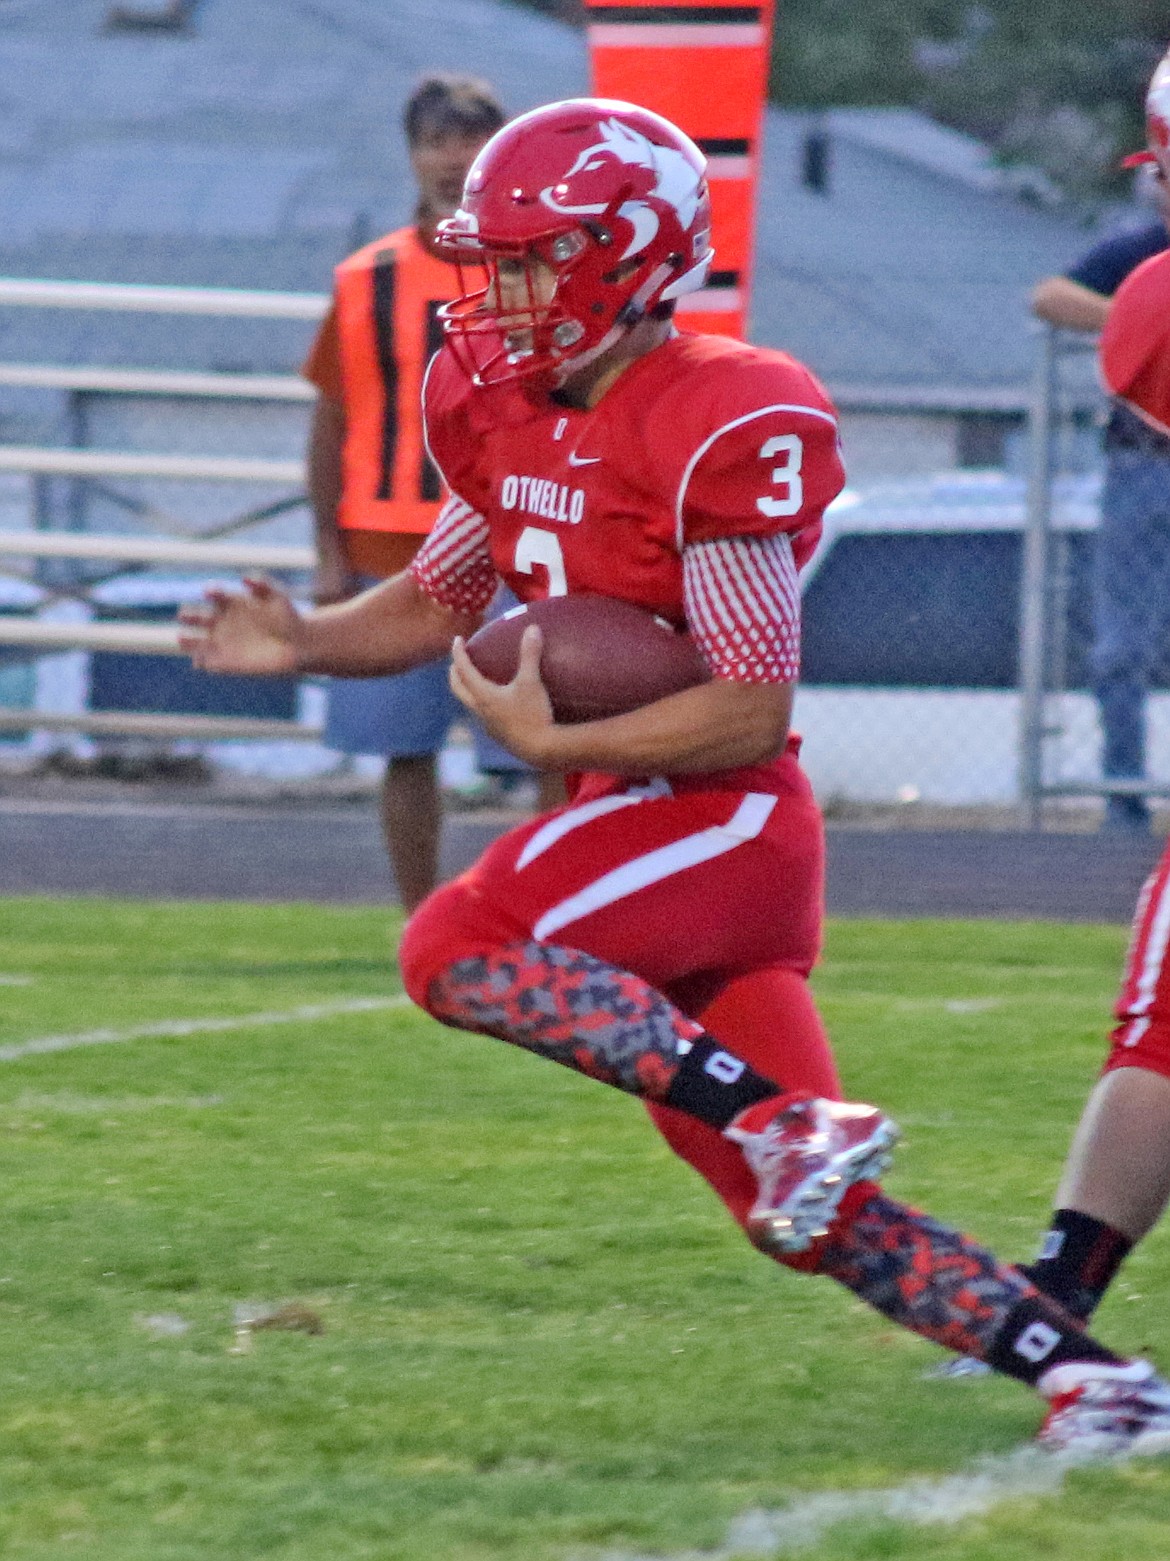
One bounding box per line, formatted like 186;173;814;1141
985;1293;1123;1387
663;1036;782;1129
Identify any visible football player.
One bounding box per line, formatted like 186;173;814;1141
1019;209;1170;1328
180;99;1170;1454
938;67;1170;1386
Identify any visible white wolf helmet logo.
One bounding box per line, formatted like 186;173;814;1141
539;117;703;260
1148;52;1170;154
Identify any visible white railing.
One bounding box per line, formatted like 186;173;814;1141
0;362;314;401
0;276;325;742
0;532;315;657
0;276;328;319
1;619;184;655
0;533;314;570
0;447;305;483
0;708;322;741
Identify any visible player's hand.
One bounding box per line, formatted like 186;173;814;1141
449;624;555;764
178;576;304;676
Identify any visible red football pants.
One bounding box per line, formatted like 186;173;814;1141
1105;838;1170;1080
400;761;841;1236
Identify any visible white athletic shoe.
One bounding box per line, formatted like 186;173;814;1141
724;1094;899;1253
923;1355;992;1381
1037;1360;1170;1457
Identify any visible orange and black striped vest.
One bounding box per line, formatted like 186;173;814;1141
335;225;457;542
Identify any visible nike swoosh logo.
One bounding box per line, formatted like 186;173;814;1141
567;451;601;467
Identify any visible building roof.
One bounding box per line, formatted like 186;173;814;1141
754;107;1110;398
0;0;1134;397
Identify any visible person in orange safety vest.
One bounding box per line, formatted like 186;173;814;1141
302;75;547;911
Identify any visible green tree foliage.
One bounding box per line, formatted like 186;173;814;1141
773;2;1168;200
502;0;1166;199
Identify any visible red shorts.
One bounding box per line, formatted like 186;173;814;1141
1103;840;1170;1080
400;756;841;1250
454;757;825;991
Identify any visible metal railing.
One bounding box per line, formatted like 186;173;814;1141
0;275;326;742
0;533;313;570
0;276;326;319
0;362;314;401
0;447;304;483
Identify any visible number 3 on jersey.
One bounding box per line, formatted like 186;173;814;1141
757;434;803;518
515;526;568;597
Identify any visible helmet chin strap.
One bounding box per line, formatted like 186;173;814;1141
550;325;625;386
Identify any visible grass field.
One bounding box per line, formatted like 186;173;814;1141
0;896;1167;1560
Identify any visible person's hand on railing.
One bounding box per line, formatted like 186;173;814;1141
178;576;304;677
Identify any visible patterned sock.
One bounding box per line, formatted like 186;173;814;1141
426;941;782;1126
818;1190;1125;1385
1021;1209;1134;1322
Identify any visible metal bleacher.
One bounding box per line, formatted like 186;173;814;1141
0;276;325;744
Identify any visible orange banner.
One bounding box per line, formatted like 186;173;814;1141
587;0;777;339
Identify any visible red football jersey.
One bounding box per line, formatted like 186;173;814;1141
1101;250;1170;437
421;331;844;627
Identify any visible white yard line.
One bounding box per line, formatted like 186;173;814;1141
818;988;1104;1011
601;1447;1080;1559
0;995;412;1063
0;975;34;986
826;960;1110;979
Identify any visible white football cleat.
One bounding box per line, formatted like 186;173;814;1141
1037;1359;1170;1458
725;1094;899;1253
923;1355;993;1381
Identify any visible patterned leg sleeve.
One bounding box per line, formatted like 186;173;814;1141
426;940;706;1099
819;1191;1038;1357
817;1191;1126;1382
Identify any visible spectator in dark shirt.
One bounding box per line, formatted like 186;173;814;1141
1032;179;1170;833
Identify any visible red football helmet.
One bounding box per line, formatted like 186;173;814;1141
436;98;713;387
1122;49;1170;175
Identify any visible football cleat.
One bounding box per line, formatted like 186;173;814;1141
923;1355;993;1381
724;1094;899;1253
1037;1360;1170;1458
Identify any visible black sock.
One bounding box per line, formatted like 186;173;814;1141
662;1035;781;1129
985;1291;1125;1387
1021;1209;1133;1322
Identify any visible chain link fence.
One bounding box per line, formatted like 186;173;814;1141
795;326;1170;830
3;287;1166;827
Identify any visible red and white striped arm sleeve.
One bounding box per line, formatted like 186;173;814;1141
682;532;801;684
409;496;499;615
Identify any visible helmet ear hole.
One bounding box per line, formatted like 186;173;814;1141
601;256;645;286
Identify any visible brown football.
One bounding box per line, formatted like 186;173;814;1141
465;594;709;723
